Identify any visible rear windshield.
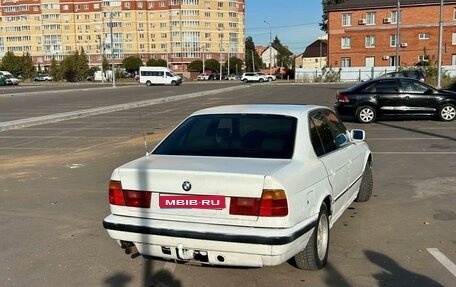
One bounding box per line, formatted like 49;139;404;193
153;114;297;159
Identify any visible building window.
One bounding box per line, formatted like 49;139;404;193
341;57;351;67
453;33;456;45
419;33;430;40
390;34;398;47
366;12;376;25
454;8;456;20
341;36;351;49
365;36;375;48
342;13;352;26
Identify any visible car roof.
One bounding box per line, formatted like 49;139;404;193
191;104;326;117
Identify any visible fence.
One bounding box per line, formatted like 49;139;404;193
295;66;456;83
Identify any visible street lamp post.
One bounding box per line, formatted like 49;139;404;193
218;27;224;80
109;12;116;87
264;20;272;75
97;34;104;83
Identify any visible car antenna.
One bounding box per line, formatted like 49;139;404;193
137;110;149;156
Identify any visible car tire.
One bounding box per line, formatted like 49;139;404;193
294;203;329;270
356;106;376;123
268;77;272;82
438;103;456;121
259;78;264;83
355;163;373;202
146;81;152;86
242;79;248;83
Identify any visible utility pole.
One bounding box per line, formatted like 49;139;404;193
395;0;400;71
110;12;116;87
264;20;272;75
437;0;444;89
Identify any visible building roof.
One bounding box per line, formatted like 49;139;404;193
302;40;327;58
329;0;456;11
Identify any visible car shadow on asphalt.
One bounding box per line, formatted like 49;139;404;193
375;121;456;142
103;256;183;287
364;250;445;287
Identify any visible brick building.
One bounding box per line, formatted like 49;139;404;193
327;0;456;68
0;0;245;72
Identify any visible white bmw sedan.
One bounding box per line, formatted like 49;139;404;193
103;104;373;270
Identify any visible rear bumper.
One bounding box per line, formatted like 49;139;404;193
103;214;317;267
334;102;358;116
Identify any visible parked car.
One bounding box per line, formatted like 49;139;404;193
197;73;210;81
335;77;456;123
103;104;373;270
257;72;277;82
226;73;241;80
4;74;20;85
33;74;53;81
241;72;268;83
378;70;426;82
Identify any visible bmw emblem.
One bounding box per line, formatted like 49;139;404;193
182;181;191;192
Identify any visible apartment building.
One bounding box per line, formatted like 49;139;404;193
0;0;245;72
327;0;456;68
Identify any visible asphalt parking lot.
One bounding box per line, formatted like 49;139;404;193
0;82;455;287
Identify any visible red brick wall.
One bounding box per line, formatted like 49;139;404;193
328;4;456;67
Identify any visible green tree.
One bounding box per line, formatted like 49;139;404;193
21;52;35;80
188;60;203;72
145;58;167;67
49;57;62;81
146;58;158;66
244;36;262;72
122;56;143;74
205;59;220;72
102;56;110;72
76;48;90;81
60;53;78;82
156;59;167;67
1;51;22;76
320;0;347;33
272;37;293;69
224;57;243;74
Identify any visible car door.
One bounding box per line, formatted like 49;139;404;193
324;110;365;198
398;79;435;113
309;111;349;219
370;79;405;114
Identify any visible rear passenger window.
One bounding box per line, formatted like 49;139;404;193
309;112;337;156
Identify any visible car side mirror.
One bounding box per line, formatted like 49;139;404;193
350;129;365;141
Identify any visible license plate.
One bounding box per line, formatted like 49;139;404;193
159;195;225;209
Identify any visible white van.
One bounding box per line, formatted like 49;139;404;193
139;66;182;86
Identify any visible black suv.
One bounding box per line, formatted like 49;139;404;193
379;70;426;82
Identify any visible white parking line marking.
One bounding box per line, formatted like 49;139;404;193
427;248;456;277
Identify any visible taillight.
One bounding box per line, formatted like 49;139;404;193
108;180;151;208
123;190;151;208
259;189;288;216
229;189;288;217
109;180;125;206
337;93;350;103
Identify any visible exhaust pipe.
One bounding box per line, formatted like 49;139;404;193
120;241;138;255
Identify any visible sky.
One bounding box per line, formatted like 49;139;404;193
245;1;324;54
